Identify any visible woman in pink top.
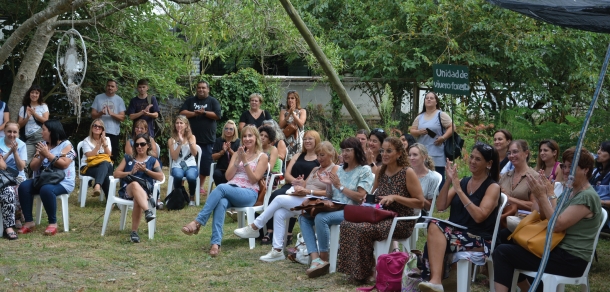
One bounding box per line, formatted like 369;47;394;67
181;125;268;257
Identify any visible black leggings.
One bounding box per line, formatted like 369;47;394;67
492;243;587;289
265;184;297;232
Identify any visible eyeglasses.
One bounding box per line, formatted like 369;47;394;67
92;124;104;130
379;149;394;155
224;127;235;131
134;142;148;148
341;148;354;153
507;150;521;157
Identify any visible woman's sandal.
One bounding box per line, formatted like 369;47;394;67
181;221;201;236
3;229;18;240
306;258;329;278
18;225;35;234
261;231;272;245
209;245;221;257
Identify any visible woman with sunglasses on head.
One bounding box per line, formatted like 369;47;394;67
410;91;455;189
535;139;563;182
239;93;272;132
169;115;199;206
279;90;307;162
113;133;163;243
212;120;241;186
181;125;268;257
18;120;76;236
591;141;610;231
79;119;113;198
418;142;500;292
338;137;424;281
18;85;49;165
125;119;159;159
493;147;602;292
367;128;387;175
300;137;374;278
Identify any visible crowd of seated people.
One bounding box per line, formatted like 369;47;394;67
6;84;607;292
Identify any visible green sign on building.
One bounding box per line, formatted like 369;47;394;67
432;64;470;95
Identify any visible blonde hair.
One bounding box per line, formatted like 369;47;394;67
409;143;435;170
88;119;105;139
171;115;193;141
223;120;239;142
315;141;338;164
241;125;263;153
250;93;264;104
301;130;321;154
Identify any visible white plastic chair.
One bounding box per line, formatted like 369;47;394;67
409;171;443;249
510;208;608;292
329;224;340;273
77;141;106;207
101;174;165;240
166;145;202;206
456;193;508;292
373;211;422;261
34;193;70;232
229;163;279;249
207;162;217;195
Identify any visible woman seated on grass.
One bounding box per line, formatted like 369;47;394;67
338;137;424;282
181;125;268;257
299;137;374;278
493;147;603;292
79;119;112;198
418;142;500;292
113;133;163;243
169;115;199;206
234;141;339;262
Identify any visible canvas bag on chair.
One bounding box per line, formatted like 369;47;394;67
357;252;409;292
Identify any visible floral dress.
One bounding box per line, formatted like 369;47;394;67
337;167;417;280
284;109;303;162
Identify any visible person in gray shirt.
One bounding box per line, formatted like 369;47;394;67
91;79;126;164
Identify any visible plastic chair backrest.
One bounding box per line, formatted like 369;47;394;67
427;171;443;214
490;193;508;252
76;141;85;176
582;208;608;277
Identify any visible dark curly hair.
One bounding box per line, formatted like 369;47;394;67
22;85;44;107
340;137;367;169
258;125;276;144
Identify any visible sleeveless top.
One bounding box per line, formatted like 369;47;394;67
171;141;197;168
121;155;159;190
375;167;417;218
39;140;76;193
448;176;499;240
227;152;265;192
264;147;283;173
305;163;335;191
416;110;446;166
291;153;319;180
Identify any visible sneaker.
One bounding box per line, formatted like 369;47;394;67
234;224;260;239
418;282;444;292
259;248;285;262
130;231;140;243
144;210;156;222
189;201;195;206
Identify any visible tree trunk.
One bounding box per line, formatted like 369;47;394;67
278;0;369;131
8;15;59;122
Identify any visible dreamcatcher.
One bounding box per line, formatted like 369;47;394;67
56;28;87;124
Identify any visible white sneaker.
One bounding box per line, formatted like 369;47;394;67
234;224;260;239
188;201;195;206
418;282;444;292
259;248;285;262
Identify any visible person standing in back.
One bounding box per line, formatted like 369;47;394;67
180;81;221;198
126;79;159;138
91;79;126;165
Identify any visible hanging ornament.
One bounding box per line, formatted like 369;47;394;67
56;28;87;124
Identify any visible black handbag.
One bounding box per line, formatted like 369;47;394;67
438;112;464;161
33;156;65;192
123;174;153;197
0;168;19;189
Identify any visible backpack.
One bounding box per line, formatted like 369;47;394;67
164;186;189;210
357;252;409;292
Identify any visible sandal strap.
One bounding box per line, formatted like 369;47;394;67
308;258;326;269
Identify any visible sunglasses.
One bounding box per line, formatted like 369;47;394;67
371;128;385;134
379;149;395;154
134;142;148;148
475;141;493;151
92;124;104;130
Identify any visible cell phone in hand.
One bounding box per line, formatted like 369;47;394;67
426;128;437;138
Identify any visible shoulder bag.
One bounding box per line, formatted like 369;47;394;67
507;210;566;258
33;156;65;192
291;197;345;217
438;111;464;161
282;123;298;140
0;168;18;189
344;205;398;224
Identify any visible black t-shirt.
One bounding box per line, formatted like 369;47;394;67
180;96;222;144
212;137;241;170
126;96;160;137
239;110;272;129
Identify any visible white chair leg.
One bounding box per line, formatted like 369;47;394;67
61;195;69;232
101;202;114;236
487;261;496;292
0;216;3;237
510;270;520;292
196;177;201;206
35;196;43;225
79;178;88;207
329;224;340;273
119;205;128;231
543;276;557;292
457;259;472;292
148;207;156;240
409;228;419;251
237;210;245;228
246;208;256;249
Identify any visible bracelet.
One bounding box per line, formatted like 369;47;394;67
310;189;313;195
464;201;473;208
548;195;558;200
243;162;249;167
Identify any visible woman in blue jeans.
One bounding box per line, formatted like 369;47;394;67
181;125;268;257
169;115;199;206
299;137;374;278
18;120;75;236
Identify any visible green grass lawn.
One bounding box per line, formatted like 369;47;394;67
1;167;609;291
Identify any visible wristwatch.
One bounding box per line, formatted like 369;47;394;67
339;186;345;192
